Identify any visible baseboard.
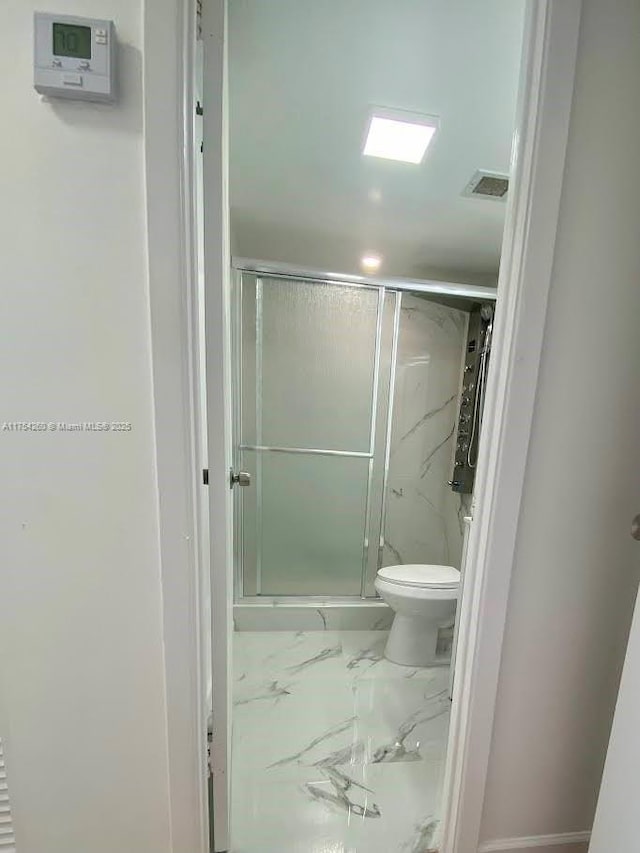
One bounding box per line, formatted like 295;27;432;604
478;830;590;853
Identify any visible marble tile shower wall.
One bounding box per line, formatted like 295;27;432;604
383;295;468;571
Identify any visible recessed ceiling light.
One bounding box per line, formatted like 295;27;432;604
363;109;439;164
361;253;382;273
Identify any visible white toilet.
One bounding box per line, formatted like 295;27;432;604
375;564;460;667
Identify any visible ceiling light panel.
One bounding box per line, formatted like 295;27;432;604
360;254;382;273
363;109;439;164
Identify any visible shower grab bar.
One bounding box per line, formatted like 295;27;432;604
239;443;372;459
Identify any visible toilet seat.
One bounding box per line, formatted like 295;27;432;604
377;564;460;589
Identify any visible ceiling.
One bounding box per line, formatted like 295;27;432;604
228;0;526;285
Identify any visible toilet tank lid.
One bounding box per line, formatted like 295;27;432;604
378;564;460;588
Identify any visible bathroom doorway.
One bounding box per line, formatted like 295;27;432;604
228;264;496;849
192;1;580;851
213;1;523;849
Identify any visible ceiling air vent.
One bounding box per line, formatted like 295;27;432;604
0;738;16;853
463;170;509;200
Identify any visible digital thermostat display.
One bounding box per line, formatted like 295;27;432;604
34;13;116;103
53;23;91;59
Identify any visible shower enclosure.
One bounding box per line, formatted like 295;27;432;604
232;262;494;612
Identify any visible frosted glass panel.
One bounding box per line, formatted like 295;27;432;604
240;450;370;596
241;276;379;451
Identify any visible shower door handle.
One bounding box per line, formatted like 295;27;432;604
230;469;251;488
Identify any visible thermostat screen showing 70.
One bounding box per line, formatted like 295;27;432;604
53;22;91;59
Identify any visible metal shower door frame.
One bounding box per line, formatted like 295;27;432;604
232;269;403;603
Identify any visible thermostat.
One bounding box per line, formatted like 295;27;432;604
34;13;116;103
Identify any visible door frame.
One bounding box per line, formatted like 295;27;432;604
144;1;582;851
142;0;210;851
438;2;581;849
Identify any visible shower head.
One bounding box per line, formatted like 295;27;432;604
480;303;494;355
480;304;494;322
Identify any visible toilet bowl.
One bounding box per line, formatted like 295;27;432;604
375;564;460;667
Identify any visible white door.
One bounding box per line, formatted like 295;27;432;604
588;515;640;851
201;1;233;850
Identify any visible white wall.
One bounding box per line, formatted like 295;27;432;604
0;3;172;852
480;0;640;843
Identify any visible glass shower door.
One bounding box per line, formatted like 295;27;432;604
235;274;388;597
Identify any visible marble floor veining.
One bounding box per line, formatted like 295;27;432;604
231;630;451;853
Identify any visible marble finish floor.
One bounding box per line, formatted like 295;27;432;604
231;630;450;853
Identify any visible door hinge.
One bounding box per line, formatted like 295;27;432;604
207;723;214;777
196;100;203;116
202;468;209;485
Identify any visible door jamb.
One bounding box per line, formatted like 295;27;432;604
439;2;581;849
143;0;210;851
145;1;582;851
